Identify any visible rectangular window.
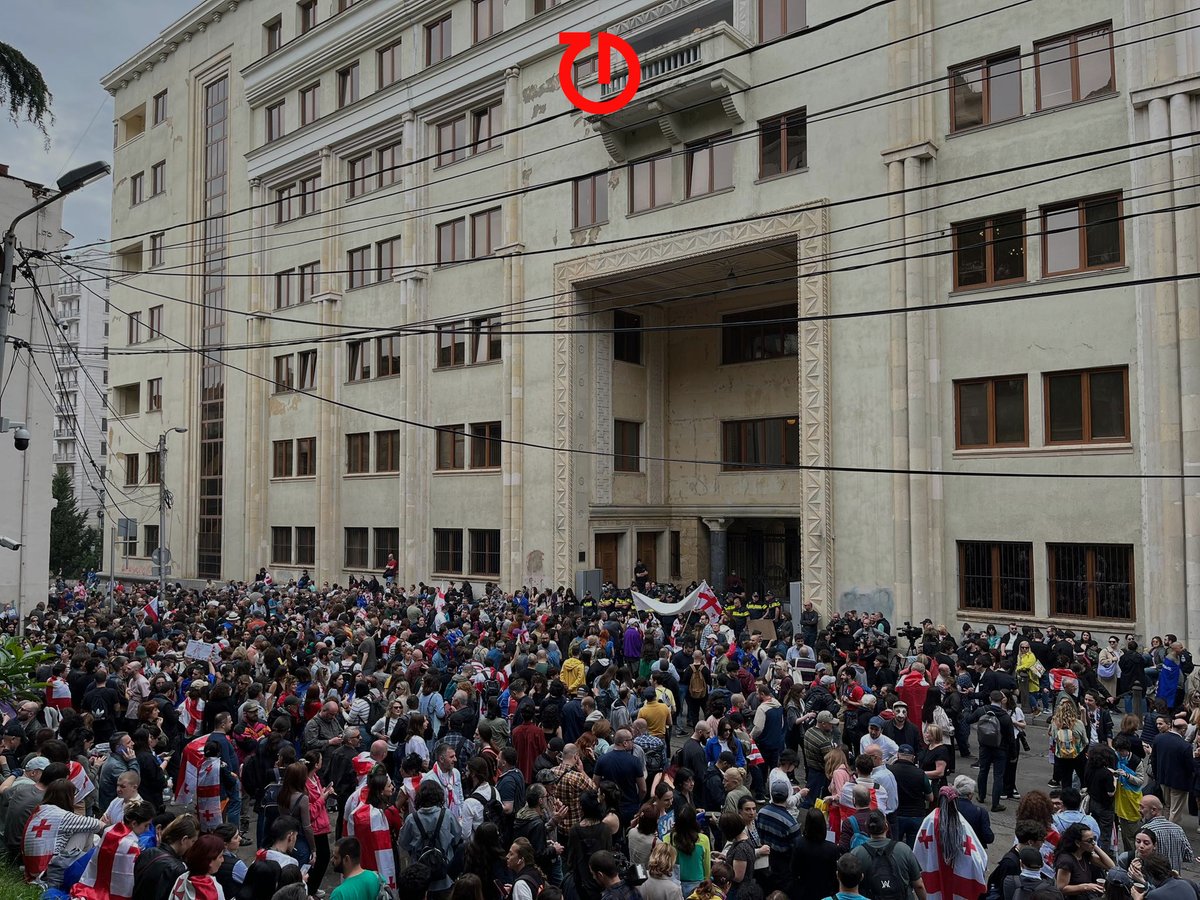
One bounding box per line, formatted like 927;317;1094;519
434;528;463;573
721;417;800;470
377;335;402;378
573;172;609;229
276;184;296;223
265;17;283;54
273;439;294;477
437;322;466;368
437;218;467;264
295;526;315;564
954;375;1028;449
344;527;369;569
143;524;160;559
1041;193;1123;276
145;451;161;484
427;15;452;65
469;528;501;576
471;207;502;257
273;354;295;392
376;430;400;472
125;453;140;486
128;311;143;345
686;133;734;198
374;527;399;569
348;339;372;381
471;102;502;153
337;0;356;10
377;235;401;281
474;0;502;43
149;233;165;268
722;304;798;364
346;432;370;473
758;108;806;179
614;420;641;472
950;52;1022;131
613;310;642;364
130;172;144;206
297;349;317;390
151;161;166;196
436;117;467;166
348;154;373;198
378;41;402;88
377;142;401;188
1048;543;1134;620
299;0;318;33
347;245;371;288
760;0;806;42
574;56;597;82
952;212;1026;289
436;425;465;470
471;315;501;363
148;305;163;336
147;377;163;412
337;62;360;108
1044;366;1129;444
470;421;502;468
275;269;295;308
152;90;168;126
300;83;319;125
299;174;321;215
299;262;320;302
266;101;285;141
296;437;316;476
957;541;1034;613
629;154;672;212
1035;24;1115;110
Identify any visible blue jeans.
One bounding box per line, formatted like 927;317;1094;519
976;745;1008;809
895;815;923;847
224;784;241;829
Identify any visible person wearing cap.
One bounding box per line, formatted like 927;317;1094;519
755;778;800;893
888;745;932;847
861;717;899;764
802;710;837;805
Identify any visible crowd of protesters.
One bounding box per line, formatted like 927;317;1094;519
0;562;1198;900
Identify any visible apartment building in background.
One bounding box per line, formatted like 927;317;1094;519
100;0;1200;640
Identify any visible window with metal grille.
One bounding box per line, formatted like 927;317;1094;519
143;525;160;559
469;528;501;576
272;526;293;564
295;526;315;564
434;528;463;573
344;527;368;568
957;541;1033;613
1048;543;1134;620
374;527;399;569
145;451;161;484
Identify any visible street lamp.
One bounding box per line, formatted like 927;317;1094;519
157;426;187;602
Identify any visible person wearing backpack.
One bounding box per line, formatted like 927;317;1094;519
685;652;711;729
969;690;1015;812
398;779;462;898
849;810;927;900
1002;846;1056;900
838;784;875;852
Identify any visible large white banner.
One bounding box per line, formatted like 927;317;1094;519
632;580;718;618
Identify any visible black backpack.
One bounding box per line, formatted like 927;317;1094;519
976;709;1003;748
860;839;906;900
412;808;449;881
473;786;507;836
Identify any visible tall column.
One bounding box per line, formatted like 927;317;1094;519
244;178;269;569
315;144;342;579
502;66;527;590
887;159;912;626
704;518;728;594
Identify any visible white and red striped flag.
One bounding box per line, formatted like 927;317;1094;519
71;821;141;900
913;808;987;900
352;804;396;889
46;676;73;711
142;598;159;623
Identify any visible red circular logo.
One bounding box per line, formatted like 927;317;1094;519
559;31;641;115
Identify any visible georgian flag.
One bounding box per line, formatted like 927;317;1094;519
71;821;141;900
46;676;73;711
166;872;224;900
142;598;159;623
695;581;723;620
913;808;988;900
70;761;96;803
434;586;447;612
23;803;70;882
352;805;396;889
194;758;223;830
352;751;375;779
178;696;205;737
173;735;209;807
344;782;371;827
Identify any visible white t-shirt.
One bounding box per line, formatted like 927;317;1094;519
104;797;125;824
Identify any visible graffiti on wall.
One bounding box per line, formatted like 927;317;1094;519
837;586;894;620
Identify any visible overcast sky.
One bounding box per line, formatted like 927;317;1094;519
2;1;196;247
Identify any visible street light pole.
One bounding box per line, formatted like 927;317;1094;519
158;426;187;602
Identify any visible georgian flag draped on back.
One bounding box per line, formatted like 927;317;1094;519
174;735;208;806
23;803;70;882
913;808;987;900
351;805;396;889
46;675;73;710
71;821;141;900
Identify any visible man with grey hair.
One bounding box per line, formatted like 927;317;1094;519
952;774;994;847
303;700;345;753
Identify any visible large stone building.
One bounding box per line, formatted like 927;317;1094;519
0;164;70;614
99;0;1200;639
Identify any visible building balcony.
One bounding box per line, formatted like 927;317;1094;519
52;451;74;465
53;428;74;439
580;21;753;163
58;305;80;321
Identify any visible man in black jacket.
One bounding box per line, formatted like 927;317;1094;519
675;722;709;779
969;690;1015;812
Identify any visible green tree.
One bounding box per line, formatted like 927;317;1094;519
50;468;95;577
0;42;52;136
0;636;51;706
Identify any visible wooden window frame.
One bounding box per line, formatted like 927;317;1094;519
1048;542;1135;620
297;349;317;391
471;102;502;154
125;453;140;486
471;207;502;258
629;153;672;213
276;183;296;223
300;83;320;126
271;526;292;564
375;430;400;472
346;432;371;474
949;51;1023;132
956;540;1035;613
373;527;400;569
376;335;402;378
720;416;800;471
347;245;371;289
128;311;143;345
298;262;320;303
348;154;373;199
436;425;465;470
273;354;295;392
757;107;807;179
436;218;467;265
348;340;372;382
377;142;401;188
149;234;165;269
266;101;285;142
152;90;168;126
469;528;501;576
470;316;501;364
378;41;402;89
573;172;609;229
273;439;294;478
685;132;734;198
296;437;316;476
147;377;163;412
344;527;369;569
953;375;1029;449
436;116;467;167
436;321;467;368
299;174;321;216
265;17;283;54
376;236;401;282
426;15;452;66
150;160;166;196
1034;23;1116;112
298;0;318;33
473;0;503;43
1040;192;1125;277
470;421;502;469
758;0;806;43
145;451;161;484
275;270;295;309
148;305;163;336
130;172;144;206
295;526;316;564
951;212;1027;290
337;62;360;108
433;528;464;574
1043;366;1130;445
143;524;160;559
613;420;641;473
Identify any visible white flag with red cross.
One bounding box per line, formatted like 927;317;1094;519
913;808;988;900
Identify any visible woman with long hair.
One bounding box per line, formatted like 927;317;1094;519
22;779;104;887
665;805;710;898
462;755;499;842
1016;639;1044;716
276;762;315;868
1083;745;1118;854
1002;691;1026;801
716;809;761;900
1050;701;1089;790
823;746;853;838
462;822;508;900
920;724;953;792
913;787;987;900
791;807;839;900
1016;790;1063;877
448;873;485;900
1054;823;1114;894
301;751;333;896
170;833;228;900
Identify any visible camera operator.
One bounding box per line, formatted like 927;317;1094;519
589;849;645;900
